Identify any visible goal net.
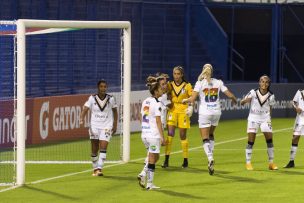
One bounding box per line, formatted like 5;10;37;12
0;20;131;186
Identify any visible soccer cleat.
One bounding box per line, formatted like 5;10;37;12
137;174;146;188
268;163;278;170
146;184;160;190
92;169;99;176
96;169;103;176
162;160;169;168
182;158;188;168
284;160;295;168
208;160;215;175
245;163;254;171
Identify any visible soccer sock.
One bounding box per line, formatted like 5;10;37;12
290;143;298;161
97;150;107;169
209;134;215;153
147;163;155;186
202;139;213;162
245;141;254;164
165;136;173;155
91;154;98;169
266;139;274;163
140;155;149;176
181;139;189;158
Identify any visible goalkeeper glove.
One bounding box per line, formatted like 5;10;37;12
186;106;193;117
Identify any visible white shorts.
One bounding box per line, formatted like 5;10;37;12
293;123;304;136
89;127;112;142
247;120;272;133
141;136;161;154
198;114;221;128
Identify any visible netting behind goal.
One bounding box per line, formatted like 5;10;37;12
0;20;131;185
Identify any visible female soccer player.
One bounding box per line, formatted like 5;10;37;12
156;73;171;129
183;64;237;175
284;89;304;168
138;76;165;190
162;66;193;168
80;80;118;176
240;75;278;171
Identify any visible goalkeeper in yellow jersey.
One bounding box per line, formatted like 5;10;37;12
162;66;193;168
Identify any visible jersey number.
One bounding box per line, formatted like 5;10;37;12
203;88;218;102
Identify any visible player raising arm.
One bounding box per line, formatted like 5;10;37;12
80;80;118;176
241;75;278;171
183;64;237;175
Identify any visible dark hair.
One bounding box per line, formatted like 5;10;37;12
146;76;160;95
97;79;107;87
259;74;271;90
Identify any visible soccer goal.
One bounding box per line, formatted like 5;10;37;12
0;20;131;186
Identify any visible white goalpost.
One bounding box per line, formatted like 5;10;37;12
15;20;131;186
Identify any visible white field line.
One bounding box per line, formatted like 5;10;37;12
0;127;292;193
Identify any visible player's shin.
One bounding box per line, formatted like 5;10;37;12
97;150;107;169
202;139;213;161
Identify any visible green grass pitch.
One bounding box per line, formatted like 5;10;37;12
1;118;304;202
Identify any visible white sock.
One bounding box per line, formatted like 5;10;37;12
245;148;253;164
91;154;98;169
210;140;215;153
267;147;274;163
290;145;298;161
97;151;107;169
139;156;148;176
147;165;155;186
203;142;213;162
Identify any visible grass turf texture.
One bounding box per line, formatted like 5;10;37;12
1;118;304;202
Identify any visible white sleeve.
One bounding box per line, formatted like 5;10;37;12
84;96;93;109
269;94;275;106
293;90;300;103
193;81;201;93
245;90;254;99
109;96;118;108
219;80;228;92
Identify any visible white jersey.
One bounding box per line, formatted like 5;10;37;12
245;89;275;122
84;94;117;129
141;97;162;138
194;78;228;115
158;93;171;127
293;89;304;125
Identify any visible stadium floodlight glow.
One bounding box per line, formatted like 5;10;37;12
15;19;131;186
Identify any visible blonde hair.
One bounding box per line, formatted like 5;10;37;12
173;65;187;82
198;63;213;82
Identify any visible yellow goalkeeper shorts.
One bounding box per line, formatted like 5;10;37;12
167;111;190;129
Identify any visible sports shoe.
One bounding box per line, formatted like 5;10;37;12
96;169;103;176
92;169;99;176
182;158;188;168
146;184;160;190
284;160;295;168
162;160;169;168
269;163;278;170
137;174;146;188
208;160;214;175
245;163;254;171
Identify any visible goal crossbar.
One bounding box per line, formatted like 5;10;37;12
16;19;131;186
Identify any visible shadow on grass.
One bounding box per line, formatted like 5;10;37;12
277;169;304;176
153;189;205;200
23;185;77;201
102;175;136;181
213;172;264;183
